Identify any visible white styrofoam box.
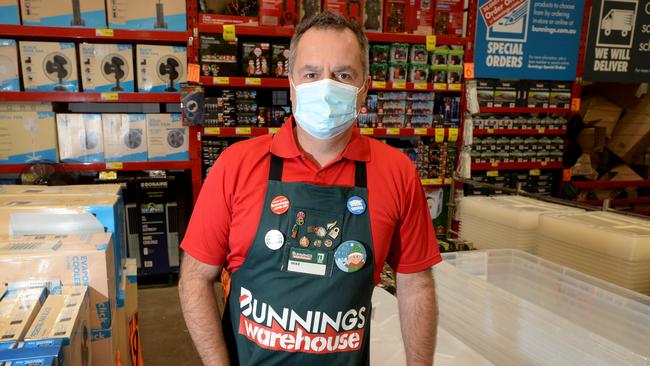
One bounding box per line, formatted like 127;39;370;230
107;0;186;31
0;111;57;164
80;43;134;92
0;39;19;91
146;114;188;161
19;41;78;92
0;0;19;24
57;114;105;163
19;0;106;28
136;45;186;93
102;114;147;162
435;249;650;366
0;102;52;112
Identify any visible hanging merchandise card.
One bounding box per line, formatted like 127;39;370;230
583;0;650;82
473;0;585;80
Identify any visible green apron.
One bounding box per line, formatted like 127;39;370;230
223;154;376;365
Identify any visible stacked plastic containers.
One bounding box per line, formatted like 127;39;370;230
435;249;650;366
458;196;584;252
536;211;650;295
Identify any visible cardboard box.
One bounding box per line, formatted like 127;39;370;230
549;82;571;108
19;41;79;92
80;43;134;93
0;39;19;91
259;0;299;26
0;234;116;332
301;0;320;22
20;0;106;28
0;111;57;164
271;44;289;77
102;114;148;162
146;114;188;161
607;112;650;163
200;0;258;23
363;0;382;31
581;94;622;138
0;287;47;349
136;45;187;93
199;35;238;77
494;80;517;108
0;339;64;365
527;81;550;108
383;0;408;33
476;79;494;107
91;325;117;366
0;184;122;197
242;42;270;77
107;0;186;31
577;126;606;153
26;286;92;366
56;113;105;163
324;0;364;26
411;0;433;35
434;0;463;36
0;0;20;24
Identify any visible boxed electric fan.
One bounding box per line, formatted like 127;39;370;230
19;41;79;92
108;0;186;31
136;45;186;93
0;0;20;24
56;114;104;163
0;111;57;164
102;114;147;162
19;0;106;27
80;43;134;92
146;114;188;161
0;39;19;91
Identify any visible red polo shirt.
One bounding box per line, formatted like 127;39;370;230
181;118;441;284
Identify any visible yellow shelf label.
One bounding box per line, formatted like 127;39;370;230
432;178;443;185
538;127;546;133
236;127;252;135
448;128;459;142
413;82;428;90
213;76;230;85
445;178;454;184
448;84;462;91
245;77;262;85
386;128;400;135
426;35;437;51
487;128;495;134
541;161;548;166
99;171;117;180
414;128;428;135
105;162;123;170
392;81;406;89
268;127;279;134
530;169;541;176
100;92;118;101
421;179;434;185
434;128;445;142
223;24;236;41
571;98;581;112
490;162;499;168
487;170;499;177
371;81;386;89
360;128;374;135
204;127;221;135
434;83;447;91
95;28;114;37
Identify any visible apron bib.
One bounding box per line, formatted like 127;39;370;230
223;154;375;366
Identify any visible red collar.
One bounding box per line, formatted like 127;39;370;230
270;117;371;162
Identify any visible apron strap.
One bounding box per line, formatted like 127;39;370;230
269;154;367;188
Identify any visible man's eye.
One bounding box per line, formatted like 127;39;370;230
338;73;352;81
304;73;317;79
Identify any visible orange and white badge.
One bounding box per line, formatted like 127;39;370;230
270;196;290;215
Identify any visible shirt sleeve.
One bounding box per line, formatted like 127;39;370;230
387;167;442;273
179;151;232;266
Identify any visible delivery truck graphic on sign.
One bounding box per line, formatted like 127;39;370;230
600;9;634;36
596;0;638;48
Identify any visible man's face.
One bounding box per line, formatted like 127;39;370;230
290;27;369;115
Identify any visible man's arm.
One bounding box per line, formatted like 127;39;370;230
396;268;438;366
178;252;230;366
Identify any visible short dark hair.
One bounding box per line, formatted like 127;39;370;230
289;11;369;77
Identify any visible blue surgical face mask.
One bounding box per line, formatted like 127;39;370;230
291;78;364;140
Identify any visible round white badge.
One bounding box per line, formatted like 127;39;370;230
264;229;285;250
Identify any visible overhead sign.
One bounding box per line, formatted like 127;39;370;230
583;0;650;82
474;0;585;80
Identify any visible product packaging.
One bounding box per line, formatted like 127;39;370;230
80;43;134;92
431;46;448;66
477;79;495;107
389;63;407;82
0;0;20;24
549;82;572;108
0;183;121;197
107;0;186;31
494;80;517;108
136;45;187;93
0;111;57;164
0;39;19;91
102;114;147;162
20;0;106;28
19;41;78;92
146;114;189;161
370;45;389;63
324;0;364;26
363;0;382;31
383;0;408;33
409;44;428;64
259;0;299;26
242;42;270;77
0;339;64;365
200;35;239;77
389;43;409;63
447;46;464;66
434;0;463;36
409;64;429;82
200;0;258;23
57;113;105;163
411;0;433;35
430;65;447;84
0;287;47;349
271;44;290;77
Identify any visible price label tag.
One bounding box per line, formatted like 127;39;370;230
213;76;230;85
434;128;445;142
490;162;499;168
413;82;428;90
562;168;572;182
487;128;495;134
464;63;475;79
386;128;400;135
421;179;435;185
414;128;428;135
187;63;200;83
487;170;499;177
529;169;541;176
434;83;447;91
371;81;386;89
445;178;454;184
100;92;119;101
448;84;462;91
360;128;374;135
448;128;459;142
95;28;114;37
99;171;117;180
268;128;279;134
538;128;546;133
105;162;123;170
431;178;443;185
223;24;236;41
541;161;548;166
245;77;262;85
425;35;437;51
392;81;406;89
571;98;581;112
236;127;252;135
204;127;221;135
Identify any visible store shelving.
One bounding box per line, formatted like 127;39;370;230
0;92;180;103
370;81;462;92
480;107;571;114
0;161;193;174
0;24;188;43
473;128;566;136
471;161;564;171
571;180;650;189
202;126;459;139
579;197;650;206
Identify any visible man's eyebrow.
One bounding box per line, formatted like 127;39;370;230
332;65;358;76
298;65;323;72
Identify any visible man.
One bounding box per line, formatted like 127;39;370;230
179;11;440;366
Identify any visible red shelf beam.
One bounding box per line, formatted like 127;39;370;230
472;161;564;171
473;129;566;136
202;127;458;138
579;197;650;206
0;92;180;103
0;162;193;174
0;24;188;43
480;107;571;114
572;180;650;189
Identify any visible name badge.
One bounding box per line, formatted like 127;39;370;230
285;247;330;276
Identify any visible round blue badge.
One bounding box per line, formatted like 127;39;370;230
334;240;367;273
346;196;366;215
